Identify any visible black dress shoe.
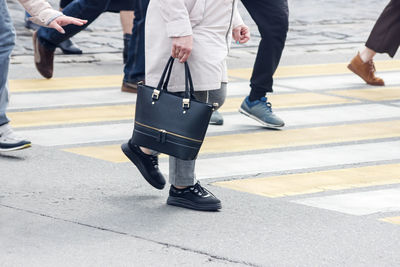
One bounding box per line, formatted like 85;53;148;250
58;39;82;55
25;19;40;31
121;142;166;190
167;182;221;211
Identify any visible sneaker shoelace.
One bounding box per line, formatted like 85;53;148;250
150;155;159;168
368;60;376;73
190;182;207;197
259;97;273;112
0;126;21;142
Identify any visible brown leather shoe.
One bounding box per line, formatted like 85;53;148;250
121;80;144;93
33;31;54;79
347;53;384;86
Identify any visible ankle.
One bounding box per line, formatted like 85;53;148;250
359;48;376;63
248;95;262;102
139;146;153;155
173;185;187;190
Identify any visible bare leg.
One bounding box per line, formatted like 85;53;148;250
120;11;134;64
120;11;134;35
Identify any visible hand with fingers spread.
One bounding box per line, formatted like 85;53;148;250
171;35;193;63
48;16;87;34
232;24;250;44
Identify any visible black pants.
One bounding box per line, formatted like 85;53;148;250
60;0;134;12
60;0;72;9
241;0;289;100
366;0;400;58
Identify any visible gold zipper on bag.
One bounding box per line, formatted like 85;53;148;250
135;121;203;143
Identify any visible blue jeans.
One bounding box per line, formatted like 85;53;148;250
0;0;15;126
123;0;149;83
37;0;111;50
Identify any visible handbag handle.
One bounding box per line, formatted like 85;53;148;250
154;57;195;104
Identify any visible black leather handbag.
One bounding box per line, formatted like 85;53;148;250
131;57;213;160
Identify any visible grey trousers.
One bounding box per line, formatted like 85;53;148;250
168;83;227;186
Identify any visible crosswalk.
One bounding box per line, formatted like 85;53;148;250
8;60;400;226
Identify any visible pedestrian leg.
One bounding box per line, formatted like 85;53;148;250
121;0;149;93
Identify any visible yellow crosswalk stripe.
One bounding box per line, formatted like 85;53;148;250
10;60;400;92
214;163;400;198
9;75;123;92
9;93;355;128
228;60;400;80
330;86;400;101
9;105;135;128
380;216;400;225
64;120;400;163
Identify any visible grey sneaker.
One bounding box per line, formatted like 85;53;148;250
239;96;285;128
209;110;224;125
0;123;31;152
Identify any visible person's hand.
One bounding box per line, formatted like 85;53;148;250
232;24;250;44
171;35;193;63
49;16;87;34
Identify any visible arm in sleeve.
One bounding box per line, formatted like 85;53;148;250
18;0;63;26
232;6;244;29
158;0;193;37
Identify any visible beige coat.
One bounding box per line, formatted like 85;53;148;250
18;0;63;26
145;0;244;92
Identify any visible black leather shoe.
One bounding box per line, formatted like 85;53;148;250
25;19;40;31
58;39;82;55
167;182;221;211
121;142;166;190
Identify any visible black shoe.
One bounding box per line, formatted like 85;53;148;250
167;182;221;211
58;39;82;55
123;33;131;64
25;19;40;31
121;142;166;190
24;13;40;31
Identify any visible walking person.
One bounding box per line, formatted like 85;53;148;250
122;0;249;211
25;0;83;54
0;0;86;151
33;0;134;79
202;0;290;128
120;0;149;93
27;0;134;57
348;0;400;86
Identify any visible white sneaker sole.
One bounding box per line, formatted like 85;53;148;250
239;107;284;129
0;143;31;152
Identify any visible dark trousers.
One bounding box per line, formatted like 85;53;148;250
241;0;288;100
366;0;400;58
123;0;149;83
37;0;111;50
60;0;72;9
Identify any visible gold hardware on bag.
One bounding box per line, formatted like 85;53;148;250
212;103;219;111
152;89;160;100
182;98;190;108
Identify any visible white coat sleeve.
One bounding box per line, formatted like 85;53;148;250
158;0;193;37
18;0;63;26
232;7;244;29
